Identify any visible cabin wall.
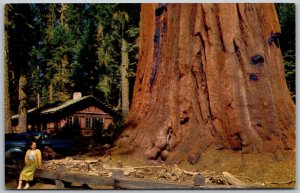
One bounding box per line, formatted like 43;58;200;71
10;105;114;137
53;105;113;136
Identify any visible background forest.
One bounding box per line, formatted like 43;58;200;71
4;3;295;132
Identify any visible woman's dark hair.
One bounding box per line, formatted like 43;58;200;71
28;141;37;149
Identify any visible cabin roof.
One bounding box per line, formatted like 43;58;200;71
11;95;116;121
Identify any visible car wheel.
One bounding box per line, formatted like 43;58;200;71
5;150;24;165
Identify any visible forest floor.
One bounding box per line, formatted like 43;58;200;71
5;146;295;189
109;146;296;189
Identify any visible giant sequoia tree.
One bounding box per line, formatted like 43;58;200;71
113;3;295;164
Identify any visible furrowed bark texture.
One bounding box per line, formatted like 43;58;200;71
113;3;295;164
18;74;27;133
4;6;12;133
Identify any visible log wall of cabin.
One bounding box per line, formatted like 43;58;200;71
55;105;113;135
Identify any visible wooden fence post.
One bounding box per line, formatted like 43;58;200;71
194;174;205;186
55;180;65;189
112;169;124;178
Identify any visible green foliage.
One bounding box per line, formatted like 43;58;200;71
5;4;36;114
6;3;140;126
276;4;296;103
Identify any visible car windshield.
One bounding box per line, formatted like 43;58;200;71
14;132;49;141
33;135;41;140
13;135;30;140
32;133;49;140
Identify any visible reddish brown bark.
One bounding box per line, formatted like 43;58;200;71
113;3;295;164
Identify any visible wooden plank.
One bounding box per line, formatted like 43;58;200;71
112;169;124;178
6;166;114;186
194;185;266;189
55;180;65;189
58;172;114;186
35;169;59;179
114;178;196;189
5;166;264;189
113;178;264;189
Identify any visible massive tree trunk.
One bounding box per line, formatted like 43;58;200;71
113;3;295;164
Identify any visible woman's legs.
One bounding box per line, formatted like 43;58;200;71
17;180;22;189
24;181;30;189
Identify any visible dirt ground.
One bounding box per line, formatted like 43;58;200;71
5;176;56;190
110;147;296;188
5;147;296;189
188;148;295;188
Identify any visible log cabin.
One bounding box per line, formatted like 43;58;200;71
11;93;116;136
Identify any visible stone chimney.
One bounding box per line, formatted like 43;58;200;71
73;92;82;100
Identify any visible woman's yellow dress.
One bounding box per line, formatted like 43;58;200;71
19;149;42;181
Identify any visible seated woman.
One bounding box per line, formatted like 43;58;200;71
17;141;42;189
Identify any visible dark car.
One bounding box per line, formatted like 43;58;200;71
5;131;73;164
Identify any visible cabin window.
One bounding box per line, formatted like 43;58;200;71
86;117;91;128
92;118;97;128
49;123;55;128
74;117;79;127
67;116;73;125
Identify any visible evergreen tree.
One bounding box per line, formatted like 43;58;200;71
4;5;12;133
5;4;140;128
5;4;35;132
29;4;61;106
276;4;295;102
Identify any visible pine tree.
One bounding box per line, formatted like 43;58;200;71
47;4;75;102
276;4;295;102
5;4;35;133
4;5;12;133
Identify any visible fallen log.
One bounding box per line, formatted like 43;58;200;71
222;172;247;186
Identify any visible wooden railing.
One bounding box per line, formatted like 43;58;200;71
5;165;261;189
